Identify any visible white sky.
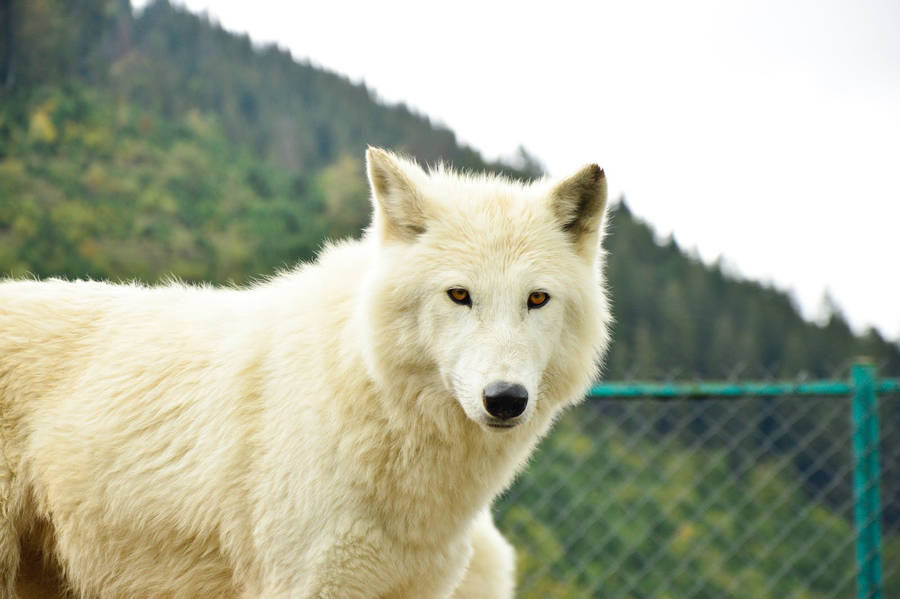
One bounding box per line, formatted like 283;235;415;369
135;0;900;341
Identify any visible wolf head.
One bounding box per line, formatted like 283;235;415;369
358;148;611;433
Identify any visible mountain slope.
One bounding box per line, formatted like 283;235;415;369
1;0;897;378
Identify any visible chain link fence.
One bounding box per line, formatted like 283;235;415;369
495;368;899;598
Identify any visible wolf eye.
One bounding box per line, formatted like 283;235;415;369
527;291;550;309
448;288;472;306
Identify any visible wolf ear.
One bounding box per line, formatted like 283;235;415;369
549;164;607;256
366;147;428;242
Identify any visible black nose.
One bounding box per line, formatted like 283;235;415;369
482;381;528;420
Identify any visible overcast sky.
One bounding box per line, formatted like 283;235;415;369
134;0;900;341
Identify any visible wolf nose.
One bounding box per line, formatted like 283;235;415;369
482;382;528;420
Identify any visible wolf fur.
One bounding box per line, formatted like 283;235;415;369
0;148;611;598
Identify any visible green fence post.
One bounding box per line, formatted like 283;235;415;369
851;362;883;599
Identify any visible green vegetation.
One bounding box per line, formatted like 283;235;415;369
0;86;355;282
2;0;896;379
2;0;897;378
1;1;898;594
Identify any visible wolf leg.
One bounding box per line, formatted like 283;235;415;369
0;527;18;599
1;460;20;598
450;510;515;599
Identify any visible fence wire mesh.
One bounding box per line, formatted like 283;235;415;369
495;383;899;598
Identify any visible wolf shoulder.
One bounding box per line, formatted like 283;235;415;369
0;239;369;417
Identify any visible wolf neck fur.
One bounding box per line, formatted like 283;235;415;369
326;299;542;545
361;377;540;545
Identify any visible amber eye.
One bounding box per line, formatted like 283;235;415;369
527;291;550;309
448;288;471;306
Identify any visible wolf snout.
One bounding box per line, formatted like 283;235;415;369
482;381;528;421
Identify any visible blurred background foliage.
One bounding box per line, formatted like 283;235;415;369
2;0;895;378
1;1;899;594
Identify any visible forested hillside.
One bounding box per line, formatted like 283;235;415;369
1;0;898;379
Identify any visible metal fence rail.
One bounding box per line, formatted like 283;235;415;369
495;362;899;599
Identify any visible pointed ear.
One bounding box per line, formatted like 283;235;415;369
549;164;607;256
366;147;428;242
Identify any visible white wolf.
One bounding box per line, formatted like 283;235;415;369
0;148;611;598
